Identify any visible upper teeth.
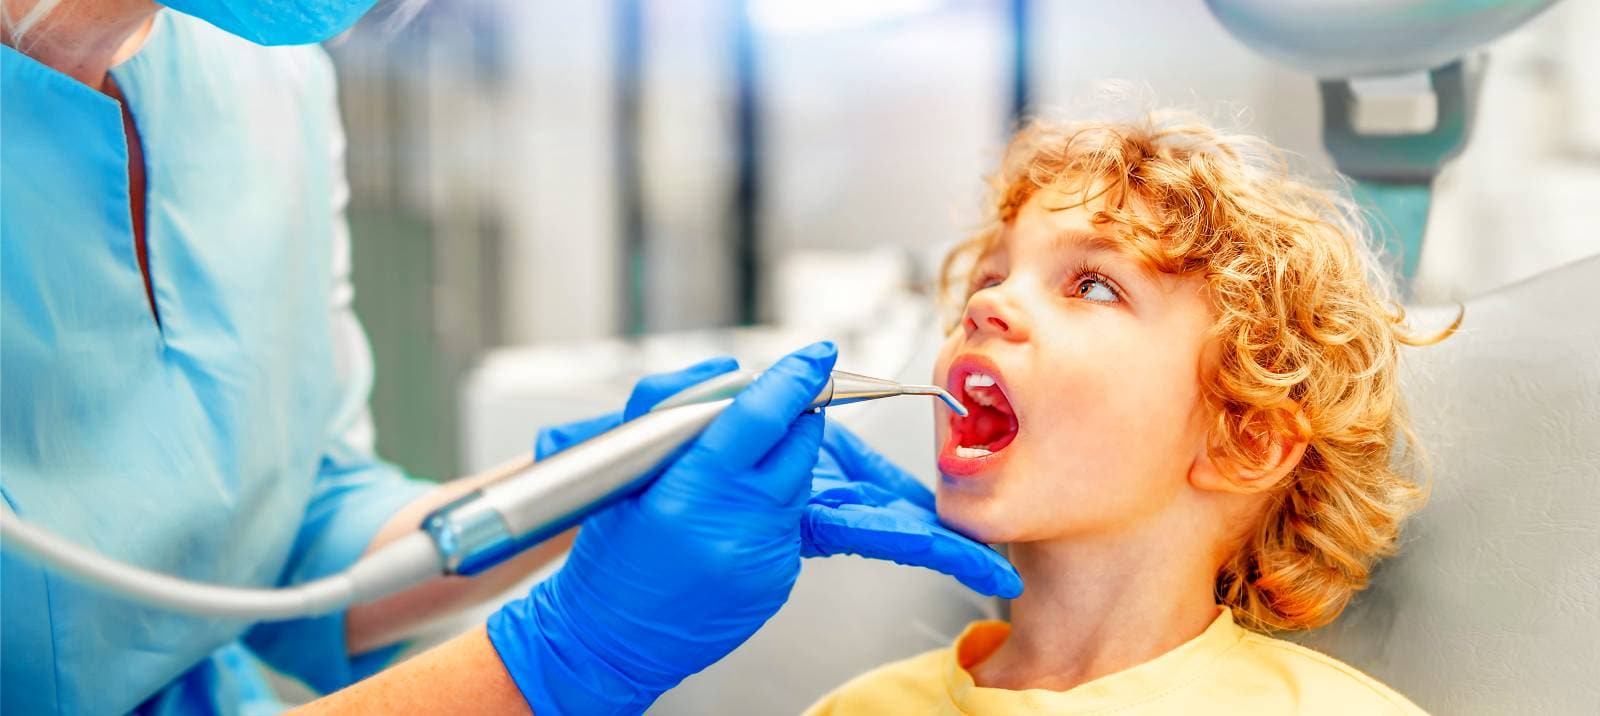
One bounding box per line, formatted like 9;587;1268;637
964;372;997;390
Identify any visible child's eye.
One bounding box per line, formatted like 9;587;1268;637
1070;274;1119;303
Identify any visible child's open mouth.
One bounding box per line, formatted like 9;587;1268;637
941;357;1020;475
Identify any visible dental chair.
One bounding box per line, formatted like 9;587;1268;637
1292;253;1600;714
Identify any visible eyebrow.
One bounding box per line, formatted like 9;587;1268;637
973;229;1146;274
1050;229;1130;256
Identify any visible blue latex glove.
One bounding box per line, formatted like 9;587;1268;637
489;342;836;715
806;422;1022;599
533;363;1022;600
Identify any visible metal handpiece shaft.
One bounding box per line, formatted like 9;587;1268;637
422;368;965;576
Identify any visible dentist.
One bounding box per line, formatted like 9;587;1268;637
0;0;1021;713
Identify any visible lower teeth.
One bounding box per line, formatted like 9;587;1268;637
955;446;993;458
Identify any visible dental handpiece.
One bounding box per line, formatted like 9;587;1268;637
0;366;963;620
422;369;966;577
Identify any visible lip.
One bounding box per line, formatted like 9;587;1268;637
938;354;1019;478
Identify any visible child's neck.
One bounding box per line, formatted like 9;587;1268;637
969;527;1224;692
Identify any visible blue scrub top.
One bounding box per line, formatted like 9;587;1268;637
1;11;433;714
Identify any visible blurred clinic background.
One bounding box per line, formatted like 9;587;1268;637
318;0;1597;712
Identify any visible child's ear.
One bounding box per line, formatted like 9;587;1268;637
1189;402;1309;495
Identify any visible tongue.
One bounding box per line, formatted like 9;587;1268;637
970;411;1012;446
960;402;1017;451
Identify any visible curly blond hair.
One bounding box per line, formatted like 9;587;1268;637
941;107;1456;632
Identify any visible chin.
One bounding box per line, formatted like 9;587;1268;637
935;488;1021;545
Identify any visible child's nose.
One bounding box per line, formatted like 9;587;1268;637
963;291;1030;342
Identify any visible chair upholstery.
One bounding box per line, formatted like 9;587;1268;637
1293;254;1600;714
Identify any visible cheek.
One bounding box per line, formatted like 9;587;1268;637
1011;336;1204;517
1049;332;1203;450
932;332;961;383
1025;342;1161;451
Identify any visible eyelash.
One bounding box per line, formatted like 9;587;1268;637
1066;262;1122;302
960;268;1126;302
966;270;1120;300
966;265;1123;304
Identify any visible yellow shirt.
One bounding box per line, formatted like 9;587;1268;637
804;609;1426;715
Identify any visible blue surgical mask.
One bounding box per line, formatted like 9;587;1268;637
160;0;380;45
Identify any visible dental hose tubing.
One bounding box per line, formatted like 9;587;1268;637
0;506;443;621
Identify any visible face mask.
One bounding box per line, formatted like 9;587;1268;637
160;0;380;45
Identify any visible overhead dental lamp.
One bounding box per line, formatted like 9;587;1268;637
1205;0;1562;286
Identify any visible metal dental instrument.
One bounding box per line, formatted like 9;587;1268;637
0;366;965;620
423;369;964;577
652;368;967;416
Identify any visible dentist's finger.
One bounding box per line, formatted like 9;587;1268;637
821;421;938;512
625;356;741;419
800;504;1023;598
690;342;837;471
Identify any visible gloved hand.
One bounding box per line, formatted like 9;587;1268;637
489;342;836;715
533;363;1022;599
804;422;1021;598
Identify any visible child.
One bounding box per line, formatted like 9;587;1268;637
806;108;1451;714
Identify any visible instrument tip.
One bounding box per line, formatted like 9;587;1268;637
902;385;968;417
938;388;970;417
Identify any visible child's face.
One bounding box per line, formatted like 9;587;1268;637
933;188;1219;545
